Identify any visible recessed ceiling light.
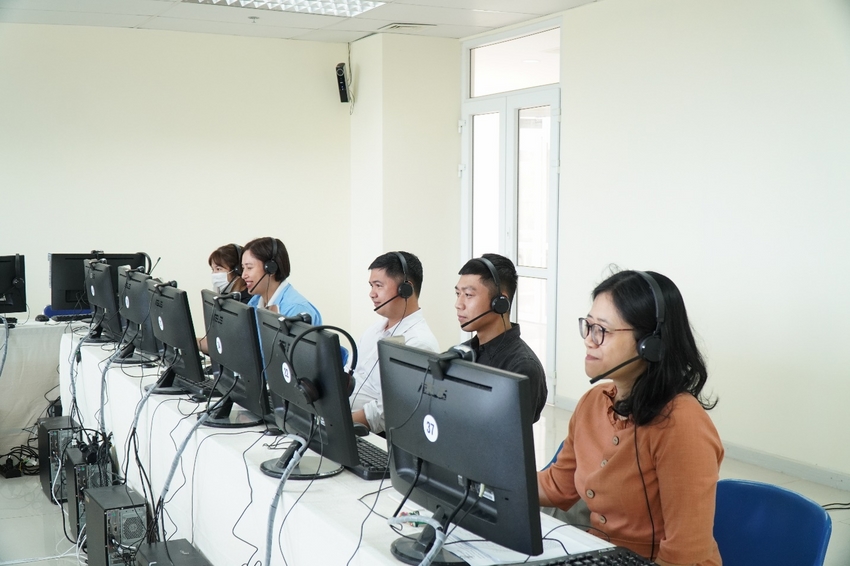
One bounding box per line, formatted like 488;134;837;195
182;0;385;17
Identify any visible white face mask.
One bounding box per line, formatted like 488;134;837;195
211;272;230;293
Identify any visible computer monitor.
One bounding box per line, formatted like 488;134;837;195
84;259;125;343
257;308;359;479
200;290;269;428
146;280;209;398
49;252;147;312
117;266;160;362
0;254;26;315
379;340;543;564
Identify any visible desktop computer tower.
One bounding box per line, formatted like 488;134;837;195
65;446;114;540
85;485;149;566
135;539;213;566
37;416;78;503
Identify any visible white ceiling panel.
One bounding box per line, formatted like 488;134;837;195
391;0;592;16
0;0;174;15
139;15;308;37
325;17;490;39
0;7;151;27
355;3;535;28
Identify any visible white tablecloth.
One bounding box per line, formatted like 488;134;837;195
0;321;69;455
58;331;608;566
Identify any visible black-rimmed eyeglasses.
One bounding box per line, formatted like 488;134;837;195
578;317;633;346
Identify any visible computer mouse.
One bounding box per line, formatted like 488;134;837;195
35;314;50;322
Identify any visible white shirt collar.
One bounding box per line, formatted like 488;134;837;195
256;280;290;309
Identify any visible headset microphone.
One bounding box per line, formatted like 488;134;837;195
154;280;177;292
281;313;312;324
434;344;476;363
589;355;642;385
460;308;494;329
373;294;400;312
248;272;268;294
214;292;241;304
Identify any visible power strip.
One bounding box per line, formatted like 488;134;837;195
1;458;23;478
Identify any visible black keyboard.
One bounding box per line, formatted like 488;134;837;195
345;437;390;481
51;314;91;322
508;547;656;565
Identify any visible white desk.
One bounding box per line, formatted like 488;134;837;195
58;331;609;566
0;321;69;455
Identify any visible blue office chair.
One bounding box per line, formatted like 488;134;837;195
713;478;832;566
542;440;564;470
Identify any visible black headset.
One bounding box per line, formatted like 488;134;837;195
263;239;279;277
231;243;243;276
476;256;511;315
287;323;359;404
11;254;24;290
393;252;414;300
635;271;666;363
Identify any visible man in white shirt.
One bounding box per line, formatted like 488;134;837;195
350;251;439;434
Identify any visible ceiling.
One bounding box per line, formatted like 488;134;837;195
0;0;594;43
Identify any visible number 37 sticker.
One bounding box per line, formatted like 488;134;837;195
423;415;439;442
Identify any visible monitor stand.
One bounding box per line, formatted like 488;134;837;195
145;366;187;395
112;343;158;367
259;452;343;480
390;508;465;565
201;396;263;428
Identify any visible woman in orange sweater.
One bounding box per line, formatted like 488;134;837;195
538;270;723;566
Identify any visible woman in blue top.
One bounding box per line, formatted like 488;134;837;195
241;237;322;325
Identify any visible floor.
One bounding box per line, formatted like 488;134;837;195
1;404;848;565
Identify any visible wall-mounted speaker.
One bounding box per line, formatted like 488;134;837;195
336;62;350;103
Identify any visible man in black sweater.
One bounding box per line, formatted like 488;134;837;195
454;253;548;422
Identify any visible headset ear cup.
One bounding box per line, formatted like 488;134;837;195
491;294;511;315
264;259;278;277
398;281;414;300
297;378;320;405
232;244;243;276
638;335;665;363
346;371;356;397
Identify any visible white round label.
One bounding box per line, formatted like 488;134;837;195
282;362;292;384
215;337;223;355
124;296;130;309
423;415;438;443
90;285;95;296
158;316;164;331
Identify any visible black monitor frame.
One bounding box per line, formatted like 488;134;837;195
117;267;161;362
379;340;543;563
84;260;125;343
0;254;26;315
257;309;359;479
146;280;209;398
200;290;269;428
49;252;147;312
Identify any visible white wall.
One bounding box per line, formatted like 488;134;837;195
0;23;351;329
349;34;461;346
551;0;850;480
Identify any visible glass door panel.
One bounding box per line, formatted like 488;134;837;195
472;112;501;258
516;275;548;370
516;105;551;269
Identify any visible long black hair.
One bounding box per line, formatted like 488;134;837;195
593;270;716;425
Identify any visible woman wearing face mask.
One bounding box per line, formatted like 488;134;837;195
199;244;250;355
209;243;250;302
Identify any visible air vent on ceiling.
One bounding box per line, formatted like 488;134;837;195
378;23;436;31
